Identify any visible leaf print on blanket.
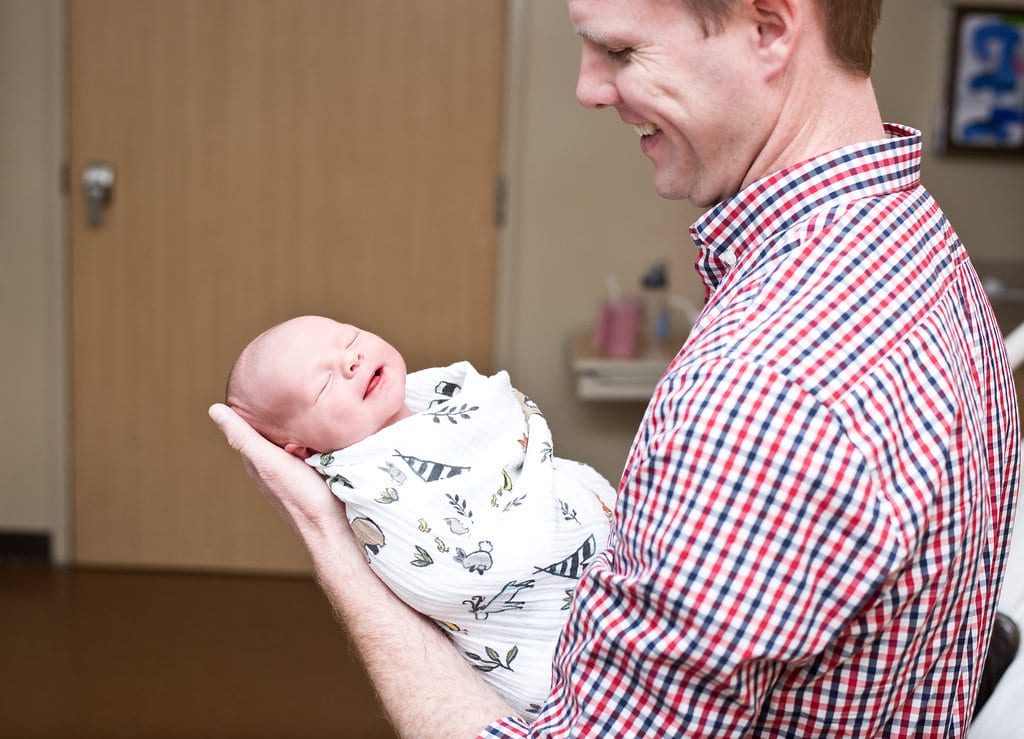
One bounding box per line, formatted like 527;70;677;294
411;546;434;567
427;403;479;425
465;644;519;673
559;499;580;524
320;466;354;490
446;493;474;520
318;453;355;486
500;495;526;512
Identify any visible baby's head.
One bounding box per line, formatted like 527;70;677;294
226;315;413;459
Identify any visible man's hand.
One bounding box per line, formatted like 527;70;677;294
207;402;353;549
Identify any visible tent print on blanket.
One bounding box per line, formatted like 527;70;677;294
535;535;598;579
395;451;471;483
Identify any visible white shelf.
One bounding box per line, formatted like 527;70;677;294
570;332;684;401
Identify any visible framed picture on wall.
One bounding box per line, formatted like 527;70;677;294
941;5;1024;155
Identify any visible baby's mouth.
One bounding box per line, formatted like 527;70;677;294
364;367;383;399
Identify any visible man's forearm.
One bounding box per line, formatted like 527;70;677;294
303;526;515;739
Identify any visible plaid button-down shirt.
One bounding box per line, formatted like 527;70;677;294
484;125;1019;737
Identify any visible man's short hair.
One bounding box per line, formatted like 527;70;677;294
684;0;883;77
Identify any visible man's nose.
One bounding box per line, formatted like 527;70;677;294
576;47;619;109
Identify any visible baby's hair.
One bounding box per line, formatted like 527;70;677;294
225;328;266;405
225;322;292;446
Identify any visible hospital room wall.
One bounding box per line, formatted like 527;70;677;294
2;0;1023;558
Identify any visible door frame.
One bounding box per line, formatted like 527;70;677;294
1;0;70;565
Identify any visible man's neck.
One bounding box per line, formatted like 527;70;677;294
743;70;885;193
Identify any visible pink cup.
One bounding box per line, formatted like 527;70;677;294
593;297;643;358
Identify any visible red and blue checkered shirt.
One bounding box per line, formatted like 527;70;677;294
483;125;1020;737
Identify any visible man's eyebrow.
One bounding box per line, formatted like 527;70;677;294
574;25;613;46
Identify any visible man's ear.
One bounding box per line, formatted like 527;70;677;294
284;442;316;459
750;0;801;78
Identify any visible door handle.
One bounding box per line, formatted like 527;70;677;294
81;162;115;227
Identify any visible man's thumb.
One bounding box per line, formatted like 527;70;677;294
208;403;253;454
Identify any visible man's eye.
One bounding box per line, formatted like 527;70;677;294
607;47;632;61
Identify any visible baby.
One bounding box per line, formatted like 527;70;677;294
226;315;616;717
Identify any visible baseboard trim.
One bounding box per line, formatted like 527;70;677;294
0;531;51;564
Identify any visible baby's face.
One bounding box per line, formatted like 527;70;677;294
260;316;410;455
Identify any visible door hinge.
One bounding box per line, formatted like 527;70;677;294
494;174;507;228
60;161;71;197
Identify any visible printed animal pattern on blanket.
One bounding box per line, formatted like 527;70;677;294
309;361;616;717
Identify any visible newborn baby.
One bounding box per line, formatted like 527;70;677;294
226;316;616;716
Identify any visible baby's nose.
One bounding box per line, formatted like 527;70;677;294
342;350;363;378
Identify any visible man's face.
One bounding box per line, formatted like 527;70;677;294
261;316;410;456
568;0;772;207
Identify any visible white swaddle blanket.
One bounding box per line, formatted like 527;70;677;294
308;361;615;716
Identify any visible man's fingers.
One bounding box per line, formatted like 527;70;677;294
208;401;344;542
209;402;263;458
209;403;290;482
209;401;324;493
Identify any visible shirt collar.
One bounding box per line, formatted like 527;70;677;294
690;123;923;293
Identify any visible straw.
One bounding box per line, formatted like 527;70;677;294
605;272;621;301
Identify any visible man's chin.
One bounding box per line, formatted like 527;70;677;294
653;174;722;209
653;178;696;205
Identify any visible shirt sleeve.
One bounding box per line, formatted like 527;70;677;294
478;717;530;737
480;357;908;737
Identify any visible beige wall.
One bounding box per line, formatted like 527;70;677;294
0;0;68;560
4;0;1023;554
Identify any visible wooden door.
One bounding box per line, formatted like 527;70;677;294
69;0;505;572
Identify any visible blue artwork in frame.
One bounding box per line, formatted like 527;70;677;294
942;6;1024;154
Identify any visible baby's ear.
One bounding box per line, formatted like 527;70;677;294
284;442;314;459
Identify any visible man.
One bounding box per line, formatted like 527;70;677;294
210;0;1020;736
